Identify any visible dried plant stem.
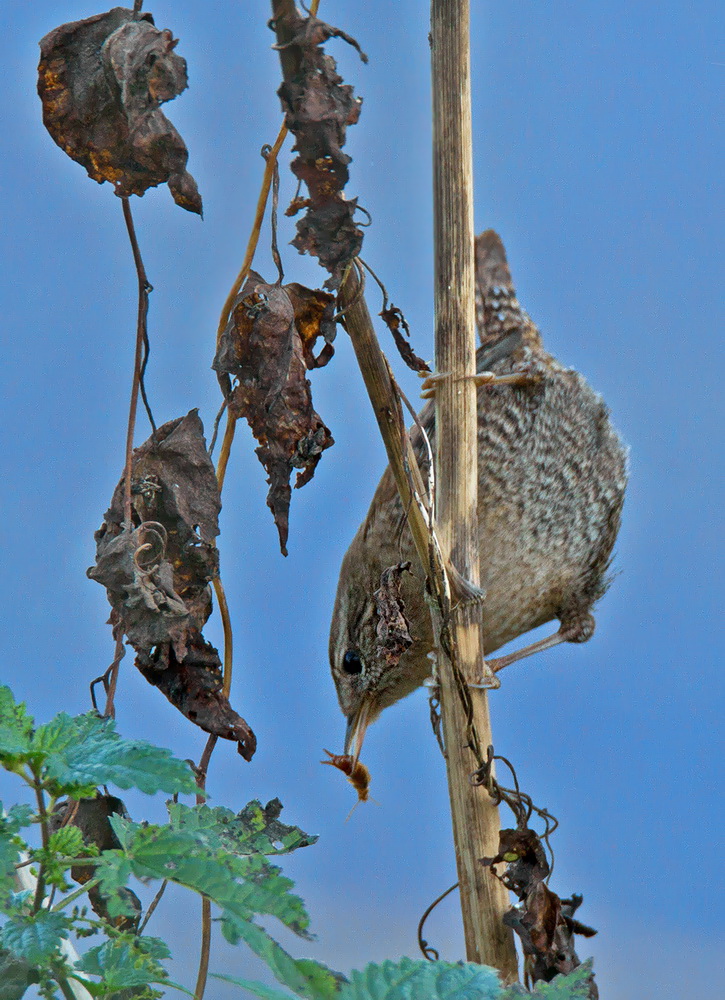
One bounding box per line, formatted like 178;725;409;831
193;733;218;1000
215;411;237;492
31;780;49;913
213;575;233;696
102;633;125;719
120;196;153;528
430;0;516;978
138;879;168;935
215;123;288;349
194;897;213;1000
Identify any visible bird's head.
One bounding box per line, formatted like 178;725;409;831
329;548;431;761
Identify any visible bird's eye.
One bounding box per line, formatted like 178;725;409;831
342;650;363;675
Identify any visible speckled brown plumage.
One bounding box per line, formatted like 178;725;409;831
330;231;627;744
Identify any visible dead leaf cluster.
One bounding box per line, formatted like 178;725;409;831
272;6;367;287
38;7;201;213
88;411;255;759
213;274;335;556
483;828;598;995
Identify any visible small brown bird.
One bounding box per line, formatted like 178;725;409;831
330;231;627;758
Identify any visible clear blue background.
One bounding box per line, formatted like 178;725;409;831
0;2;722;997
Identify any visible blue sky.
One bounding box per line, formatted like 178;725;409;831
0;1;722;998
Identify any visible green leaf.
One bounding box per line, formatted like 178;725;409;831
0;946;40;1000
212;975;297;1000
93;852;135;920
0;804;33;893
1;911;70;966
220;919;340;1000
75;934;193;996
102;816;311;936
47;826;84;859
339;957;501;1000
0;689;33;767
168;801;317;857
33;713;197;798
501;961;595;999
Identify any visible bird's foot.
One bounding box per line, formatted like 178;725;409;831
484;618;595;674
420;367;541;399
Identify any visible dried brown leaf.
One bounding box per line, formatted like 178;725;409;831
213;275;334;555
38;7;201;213
88;411;220;659
88;412;256;758
273;7;366;287
137;631;256;760
380;306;430;374
487;826;598;991
374;562;413;668
52;795;141;931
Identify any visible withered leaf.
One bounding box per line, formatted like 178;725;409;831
284;282;336;369
486;826;598;993
374;562;413;668
38;7;201;213
52;795;141;931
380;305;430;374
89;412;256;759
137;631;256;760
272;7;366;287
213;274;334;556
89;411;220;659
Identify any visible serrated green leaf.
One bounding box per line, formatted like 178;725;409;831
167;801;317;857
0;946;40;1000
94;852;135;920
220;918;337;1000
501;961;595;1000
47;826;84;858
34;713;197;798
1;911;70;966
294;959;344;1000
0;689;33;766
339;957;501;1000
0;804;33;894
105;817;311;937
212;974;297;1000
74;935;192;996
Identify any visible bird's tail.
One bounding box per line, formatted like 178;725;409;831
475;229;527;351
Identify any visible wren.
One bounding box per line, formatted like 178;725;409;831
330;231;627;757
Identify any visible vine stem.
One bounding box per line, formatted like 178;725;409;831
31;779;49;913
120;195;153;529
193;734;218;1000
213;576;233;696
215;411;237;493
215;123;288;350
102;633;125;720
52;877;101;912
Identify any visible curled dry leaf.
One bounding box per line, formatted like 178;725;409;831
483;827;598;994
89;411;220;658
38;7;201;213
272;5;367;287
88;411;256;760
51;795;141;931
374;562;414;668
136;631;256;761
380;305;430;374
213;274;334;556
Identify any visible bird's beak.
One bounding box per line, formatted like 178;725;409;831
344;696;372;764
